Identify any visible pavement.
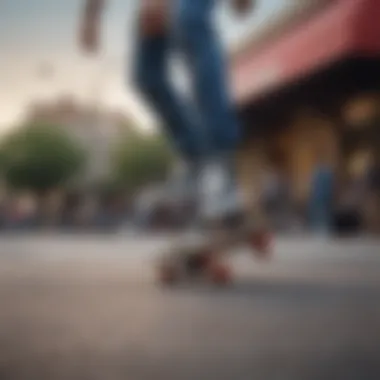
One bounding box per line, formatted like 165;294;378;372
0;234;379;380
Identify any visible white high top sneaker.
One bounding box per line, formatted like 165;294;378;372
169;159;202;227
198;155;244;223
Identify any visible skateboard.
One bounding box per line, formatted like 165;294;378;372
156;219;272;286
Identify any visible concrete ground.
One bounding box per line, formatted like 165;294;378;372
0;234;379;380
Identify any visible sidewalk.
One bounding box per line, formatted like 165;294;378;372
0;231;378;260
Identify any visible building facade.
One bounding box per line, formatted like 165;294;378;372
231;0;380;231
25;96;130;183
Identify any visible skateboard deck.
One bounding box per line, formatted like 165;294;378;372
156;220;272;286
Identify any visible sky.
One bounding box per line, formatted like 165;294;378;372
0;0;292;133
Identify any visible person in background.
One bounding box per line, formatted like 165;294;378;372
365;152;380;234
309;154;335;235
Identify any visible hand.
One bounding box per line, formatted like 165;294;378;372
232;0;255;15
78;0;104;54
80;18;100;53
138;0;170;37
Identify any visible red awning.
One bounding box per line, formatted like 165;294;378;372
232;0;380;105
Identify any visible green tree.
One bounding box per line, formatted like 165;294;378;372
0;123;87;194
112;132;174;191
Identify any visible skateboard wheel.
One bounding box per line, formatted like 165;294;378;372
209;263;232;285
249;230;272;259
158;265;178;286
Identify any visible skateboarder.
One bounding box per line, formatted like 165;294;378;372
79;0;271;254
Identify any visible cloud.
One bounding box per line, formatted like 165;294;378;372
0;0;290;129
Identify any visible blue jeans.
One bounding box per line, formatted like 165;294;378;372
133;0;240;162
309;197;333;234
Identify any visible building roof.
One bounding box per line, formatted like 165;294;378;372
230;0;332;60
231;0;380;105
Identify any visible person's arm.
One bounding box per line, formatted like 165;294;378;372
231;0;256;15
79;0;106;53
138;0;170;37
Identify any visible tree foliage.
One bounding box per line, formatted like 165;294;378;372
0;123;87;193
112;132;174;190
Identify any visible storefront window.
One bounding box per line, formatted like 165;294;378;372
347;150;371;179
343;95;379;128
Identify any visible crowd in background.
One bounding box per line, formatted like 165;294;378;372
0;153;378;236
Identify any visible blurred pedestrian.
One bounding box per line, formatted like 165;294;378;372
365;153;380;234
309;156;334;235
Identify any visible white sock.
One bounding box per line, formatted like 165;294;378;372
199;159;241;220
